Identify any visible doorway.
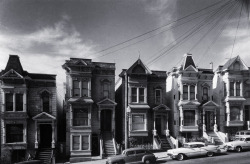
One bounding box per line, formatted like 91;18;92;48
205;111;214;131
40;124;52;148
101;110;112;132
156;115;162;135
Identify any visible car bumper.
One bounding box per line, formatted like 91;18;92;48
167;153;177;159
226;146;235;151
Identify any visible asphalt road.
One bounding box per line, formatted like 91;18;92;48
157;151;250;164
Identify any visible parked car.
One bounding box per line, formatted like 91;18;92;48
167;142;227;161
106;148;156;164
225;136;250;152
235;130;250;138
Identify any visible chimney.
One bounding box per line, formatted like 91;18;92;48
210;62;213;70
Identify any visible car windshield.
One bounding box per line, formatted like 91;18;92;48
234;138;245;141
183;144;191;148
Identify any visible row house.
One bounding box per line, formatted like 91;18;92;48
167;54;219;142
213;56;250;139
0;55;57;163
115;59;172;150
62;58;117;162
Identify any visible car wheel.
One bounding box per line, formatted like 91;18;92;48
177;153;185;161
144;159;151;164
207;152;214;157
236;146;242;152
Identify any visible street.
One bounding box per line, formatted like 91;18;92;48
156;151;250;164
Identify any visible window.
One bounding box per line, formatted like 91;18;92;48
82;136;89;150
73;108;88;126
224;83;227;97
234;61;240;70
131;87;146;103
103;83;109;98
131;88;137;102
183;85;188;100
236;82;241;96
16;94;23;111
230;107;241;121
139;88;144;103
6;124;23;143
73;80;80;97
184;110;195;126
230;82;234;96
132;114;145;131
72;136;80;150
6;93;13;111
82;81;88;97
155;89;162;104
42;92;50;113
203;87;208;101
190;85;195;100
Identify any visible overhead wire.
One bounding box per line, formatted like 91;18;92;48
146;0;234;66
91;0;228;58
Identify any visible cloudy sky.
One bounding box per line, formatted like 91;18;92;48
0;0;249;98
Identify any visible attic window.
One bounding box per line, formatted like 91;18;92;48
132;65;145;74
233;61;240;70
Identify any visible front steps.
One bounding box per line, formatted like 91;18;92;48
36;148;53;164
158;135;172;150
103;132;116;157
207;131;223;145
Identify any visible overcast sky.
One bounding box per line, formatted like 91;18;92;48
0;0;249;99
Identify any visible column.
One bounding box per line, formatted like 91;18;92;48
234;82;236;96
89;80;91;97
203;110;206;132
240;81;243;96
153;112;157;136
144;87;147;103
79;80;82;97
195;109;198;126
226;102;230;123
23;91;27;112
195;85;197;100
214;109;218;132
2;119;5;144
188;85;190;100
24;121;27;143
180;107;184;130
52;121;55;148
165;114;169;137
35;121;38;148
226;81;230;96
180;83;183;100
13;93;16;112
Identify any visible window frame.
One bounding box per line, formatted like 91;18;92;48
131;113;146;131
190;85;195;100
71;134;90;151
130;87;146;103
155;89;162;104
5;124;24;143
203;87;209;101
72;79;90;97
183;110;196;126
72;108;89;127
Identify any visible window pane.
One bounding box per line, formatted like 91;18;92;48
16;94;23;111
236;82;241;96
72;136;80;150
132;88;137;102
184;110;195;126
103;83;109;98
230;107;240;121
183;85;188;100
139;88;144;103
230;82;234;96
6;93;13;111
190;86;195;100
203;87;208;101
132;115;145;130
6;124;23;143
73;108;88;126
155;89;161;104
82;81;88;97
73;80;80;97
42;92;50;113
82;136;89;150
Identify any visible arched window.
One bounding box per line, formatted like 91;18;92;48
203;87;208;101
183;85;188;100
42;91;50;113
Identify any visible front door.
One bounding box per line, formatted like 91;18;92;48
101;110;112;132
205;111;214;131
156;116;162;135
40;124;52;148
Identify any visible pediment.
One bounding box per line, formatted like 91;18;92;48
184;65;198;72
227;56;249;71
74;59;87;66
2;69;23;78
32;112;56;120
97;98;117;105
178;100;200;106
202;101;219;107
127;59;152;75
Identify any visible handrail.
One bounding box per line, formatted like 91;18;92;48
167;136;175;149
100;133;104;158
112;130;118;155
155;134;162;149
50;149;54;164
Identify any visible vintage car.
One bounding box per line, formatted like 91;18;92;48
225;136;250;152
106;148;156;164
167;142;227;161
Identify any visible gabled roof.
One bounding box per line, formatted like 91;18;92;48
153;104;170;111
97;98;117;105
2;69;23;78
218;55;249;71
32;112;56;120
126;59;152;75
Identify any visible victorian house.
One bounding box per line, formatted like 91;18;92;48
115;59;172;151
0;55;57;163
62;58;117;162
167;54;220;144
213;56;250;139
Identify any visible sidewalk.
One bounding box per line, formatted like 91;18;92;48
72;152;170;164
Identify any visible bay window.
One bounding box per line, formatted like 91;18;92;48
72;135;89;151
81;136;89;150
73;80;80;97
82;81;88;97
184;110;195;126
230;106;241;121
139;88;144;103
73;79;90;97
6;124;23;143
73;108;89;126
132;114;145;131
236;82;241;96
131;88;137;102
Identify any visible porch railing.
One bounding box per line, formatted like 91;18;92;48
100;133;104;158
